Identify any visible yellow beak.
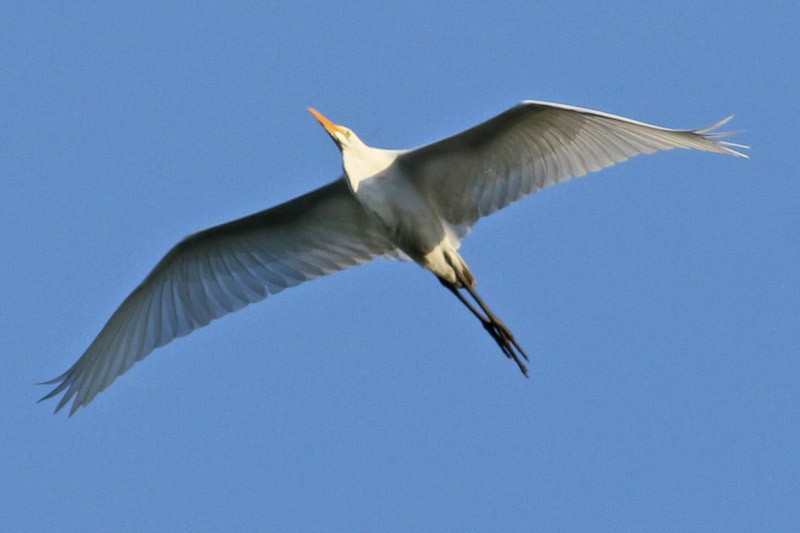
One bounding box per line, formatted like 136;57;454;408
308;107;344;137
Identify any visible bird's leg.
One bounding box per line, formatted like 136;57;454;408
438;275;529;376
459;276;528;359
439;277;488;324
456;271;530;375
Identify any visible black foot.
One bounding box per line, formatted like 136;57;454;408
481;317;529;376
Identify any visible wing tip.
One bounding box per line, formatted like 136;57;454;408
37;371;84;416
694;115;749;158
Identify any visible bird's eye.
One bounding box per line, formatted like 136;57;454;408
345;130;351;139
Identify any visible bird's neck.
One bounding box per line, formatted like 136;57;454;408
342;145;402;193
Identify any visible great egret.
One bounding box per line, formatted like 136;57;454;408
40;100;747;415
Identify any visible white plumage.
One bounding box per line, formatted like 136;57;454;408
41;100;747;415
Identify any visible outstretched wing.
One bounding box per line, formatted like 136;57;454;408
401;100;747;236
41;178;394;415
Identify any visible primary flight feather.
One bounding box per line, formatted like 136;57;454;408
40;100;747;415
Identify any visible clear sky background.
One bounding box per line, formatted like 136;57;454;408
2;2;797;531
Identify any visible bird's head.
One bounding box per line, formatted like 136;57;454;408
308;107;398;191
308;107;363;151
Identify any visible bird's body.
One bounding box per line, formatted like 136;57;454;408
351;156;466;283
41;100;748;415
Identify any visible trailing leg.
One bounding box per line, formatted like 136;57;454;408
438;275;529;376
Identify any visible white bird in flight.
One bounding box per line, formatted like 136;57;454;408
40;100;747;415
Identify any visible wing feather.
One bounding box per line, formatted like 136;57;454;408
401;100;747;234
41;179;393;414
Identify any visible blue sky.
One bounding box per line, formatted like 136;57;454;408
2;2;797;531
